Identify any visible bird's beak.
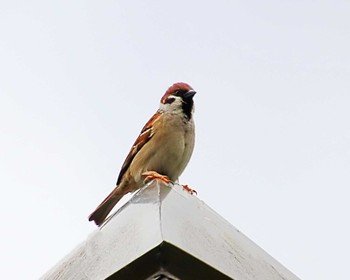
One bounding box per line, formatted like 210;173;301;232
183;90;196;99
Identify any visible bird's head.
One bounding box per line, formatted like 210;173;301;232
159;82;196;119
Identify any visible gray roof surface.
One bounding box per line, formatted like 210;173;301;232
41;181;300;280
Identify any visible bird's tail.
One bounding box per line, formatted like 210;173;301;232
88;188;125;226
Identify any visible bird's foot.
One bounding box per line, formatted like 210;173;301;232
142;171;172;184
182;185;197;195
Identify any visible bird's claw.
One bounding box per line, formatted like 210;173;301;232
142;171;172;184
182;185;197;195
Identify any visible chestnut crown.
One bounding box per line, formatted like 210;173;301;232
159;82;196;120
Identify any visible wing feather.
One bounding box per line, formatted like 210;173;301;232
116;111;160;185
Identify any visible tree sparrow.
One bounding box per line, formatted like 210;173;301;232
88;82;196;226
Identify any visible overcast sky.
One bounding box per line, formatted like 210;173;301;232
1;1;349;279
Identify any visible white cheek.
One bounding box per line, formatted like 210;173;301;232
159;98;183;113
159;103;169;111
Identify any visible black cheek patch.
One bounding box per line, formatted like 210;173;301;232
165;97;175;104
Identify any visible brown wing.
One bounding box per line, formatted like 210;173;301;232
116;111;161;185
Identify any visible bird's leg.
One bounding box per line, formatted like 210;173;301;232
182;185;197;195
142;171;172;184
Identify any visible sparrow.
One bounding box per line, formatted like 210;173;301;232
88;82;196;226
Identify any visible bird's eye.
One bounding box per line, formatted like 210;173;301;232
173;90;180;95
165;97;175;104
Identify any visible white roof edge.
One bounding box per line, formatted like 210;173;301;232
41;181;300;280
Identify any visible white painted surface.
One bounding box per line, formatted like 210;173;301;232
41;182;164;279
161;185;300;280
42;181;299;280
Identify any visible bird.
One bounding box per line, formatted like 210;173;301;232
88;82;196;226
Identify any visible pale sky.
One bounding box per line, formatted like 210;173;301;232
1;1;349;279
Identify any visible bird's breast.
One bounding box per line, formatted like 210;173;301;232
130;114;194;183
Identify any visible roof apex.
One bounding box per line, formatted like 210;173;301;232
41;181;300;280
